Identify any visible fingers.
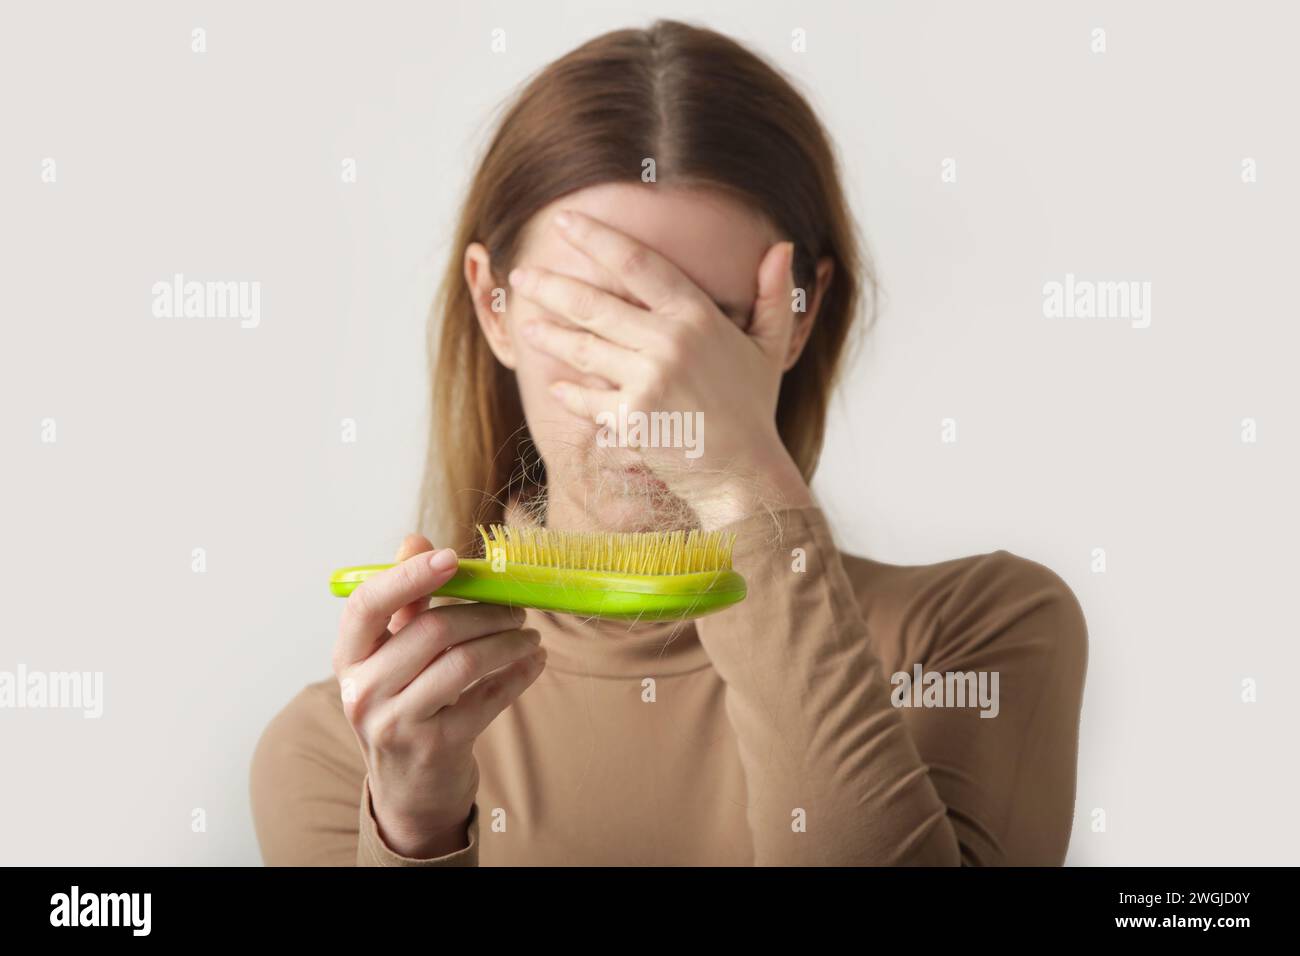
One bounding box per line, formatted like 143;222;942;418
389;534;435;634
334;546;460;671
748;240;797;360
360;602;528;700
550;209;699;313
436;646;548;742
507;266;653;350
518;312;651;387
395;627;544;720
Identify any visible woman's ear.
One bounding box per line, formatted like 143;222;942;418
465;242;517;370
782;256;834;371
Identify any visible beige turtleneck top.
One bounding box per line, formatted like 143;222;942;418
250;505;1087;865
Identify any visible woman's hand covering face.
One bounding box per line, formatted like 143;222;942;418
506;209;812;526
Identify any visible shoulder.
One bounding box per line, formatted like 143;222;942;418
840;548;1088;673
254;677;355;763
250;677;365;865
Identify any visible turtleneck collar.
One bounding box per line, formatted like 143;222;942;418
520;607;711;678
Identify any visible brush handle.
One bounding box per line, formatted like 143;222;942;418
328;559;747;622
330;559;502;603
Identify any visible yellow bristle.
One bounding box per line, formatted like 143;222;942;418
476;524;736;575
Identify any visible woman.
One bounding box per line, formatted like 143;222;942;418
250;19;1087;866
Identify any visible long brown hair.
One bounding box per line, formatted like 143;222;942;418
419;19;873;550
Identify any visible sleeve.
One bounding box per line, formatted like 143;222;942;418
895;548;1089;865
695;505;961;865
356;776;480;867
695;505;1087;866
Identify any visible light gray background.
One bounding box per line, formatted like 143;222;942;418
2;0;1295;865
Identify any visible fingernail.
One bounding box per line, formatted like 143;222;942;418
508;267;532;287
548;381;566;398
554;211;572;230
429;548;457;572
521;321;540;340
524;628;541;645
513;605;528;624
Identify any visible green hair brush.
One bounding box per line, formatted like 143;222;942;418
329;525;747;622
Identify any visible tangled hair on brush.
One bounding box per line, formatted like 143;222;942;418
418;19;874;549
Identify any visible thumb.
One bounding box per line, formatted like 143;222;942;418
747;240;796;359
388;533;436;633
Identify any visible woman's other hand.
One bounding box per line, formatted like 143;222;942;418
331;534;546;857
